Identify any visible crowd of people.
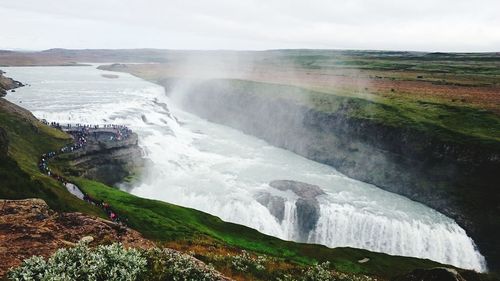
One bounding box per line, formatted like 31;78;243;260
82;194;126;224
41;120;63;130
70;123;131;142
37;120;133;225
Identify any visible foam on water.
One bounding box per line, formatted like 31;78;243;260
3;66;487;271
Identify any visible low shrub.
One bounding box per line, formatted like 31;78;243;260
8;242;146;281
141;248;222;281
230;250;267;272
302;262;335;281
8;243;378;281
8;243;223;281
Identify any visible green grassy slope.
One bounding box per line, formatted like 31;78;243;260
1;97;495;280
0;99;104;217
75;178;445;278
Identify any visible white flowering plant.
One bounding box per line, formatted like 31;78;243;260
230;250;267;273
8;242;146;281
141;248;221;281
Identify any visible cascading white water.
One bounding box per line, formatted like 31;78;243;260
310;199;485;269
3;65;487;272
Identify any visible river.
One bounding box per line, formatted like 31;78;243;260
2;65;487;271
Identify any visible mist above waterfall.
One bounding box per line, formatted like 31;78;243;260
3;65;488;272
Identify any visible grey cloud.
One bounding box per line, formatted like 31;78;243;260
1;0;499;51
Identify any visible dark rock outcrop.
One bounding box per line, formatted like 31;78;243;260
257;180;325;241
170;79;500;270
295;198;320;240
61;132;143;186
270;180;325;198
256;192;286;222
0;70;23;97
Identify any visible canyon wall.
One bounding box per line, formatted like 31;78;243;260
168;79;500;270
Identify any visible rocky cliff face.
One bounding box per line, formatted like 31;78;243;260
61;133;143;186
169;79;500;271
0;70;23;97
0;199;154;277
257;180;325;241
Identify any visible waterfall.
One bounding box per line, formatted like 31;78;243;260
3;65;488;272
280;200;299;241
308;200;486;271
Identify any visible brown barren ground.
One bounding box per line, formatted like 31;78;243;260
0;199;154;277
110;63;500;114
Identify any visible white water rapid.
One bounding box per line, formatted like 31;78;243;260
3;65;487;272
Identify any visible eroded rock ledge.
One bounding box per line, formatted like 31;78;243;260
60;131;144;186
0;70;23;97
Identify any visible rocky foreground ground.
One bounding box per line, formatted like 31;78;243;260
0;198;152;276
0;199;231;280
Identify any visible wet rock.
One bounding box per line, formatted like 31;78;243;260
295;197;321;240
101;74;119;79
0;70;24;96
258;180;325;241
255;192;285;222
153;98;173;118
269;180;325;198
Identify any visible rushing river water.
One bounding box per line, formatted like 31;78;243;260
3;65;487;271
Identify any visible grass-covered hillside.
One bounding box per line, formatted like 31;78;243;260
0;98;103;217
2;97;494;281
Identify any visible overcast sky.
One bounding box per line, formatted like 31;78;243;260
1;0;499;52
